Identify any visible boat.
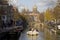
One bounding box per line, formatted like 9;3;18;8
27;29;39;36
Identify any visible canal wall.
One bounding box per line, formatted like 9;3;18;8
43;24;60;40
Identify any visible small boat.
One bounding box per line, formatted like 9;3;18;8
27;29;39;36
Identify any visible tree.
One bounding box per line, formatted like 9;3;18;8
44;8;54;21
13;7;20;21
53;5;60;20
39;13;44;22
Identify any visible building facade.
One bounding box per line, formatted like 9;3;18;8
20;5;42;31
0;0;15;27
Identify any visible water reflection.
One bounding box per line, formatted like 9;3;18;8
19;31;44;40
27;35;38;40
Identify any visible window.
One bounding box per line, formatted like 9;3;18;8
1;15;7;21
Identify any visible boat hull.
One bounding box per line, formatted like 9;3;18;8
27;31;39;36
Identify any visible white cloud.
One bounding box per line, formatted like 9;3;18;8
18;5;28;12
8;0;57;12
36;0;57;12
8;0;18;6
36;0;57;8
36;2;47;7
19;6;25;9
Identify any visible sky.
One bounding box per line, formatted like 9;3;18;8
8;0;58;12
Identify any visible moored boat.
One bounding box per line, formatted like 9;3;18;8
27;29;39;36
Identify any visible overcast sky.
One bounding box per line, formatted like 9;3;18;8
8;0;58;12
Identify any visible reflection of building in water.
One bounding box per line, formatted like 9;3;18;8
20;5;43;30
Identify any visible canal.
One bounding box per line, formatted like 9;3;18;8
19;30;45;40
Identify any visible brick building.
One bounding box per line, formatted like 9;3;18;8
0;0;16;27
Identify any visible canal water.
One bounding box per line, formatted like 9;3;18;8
19;30;44;40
